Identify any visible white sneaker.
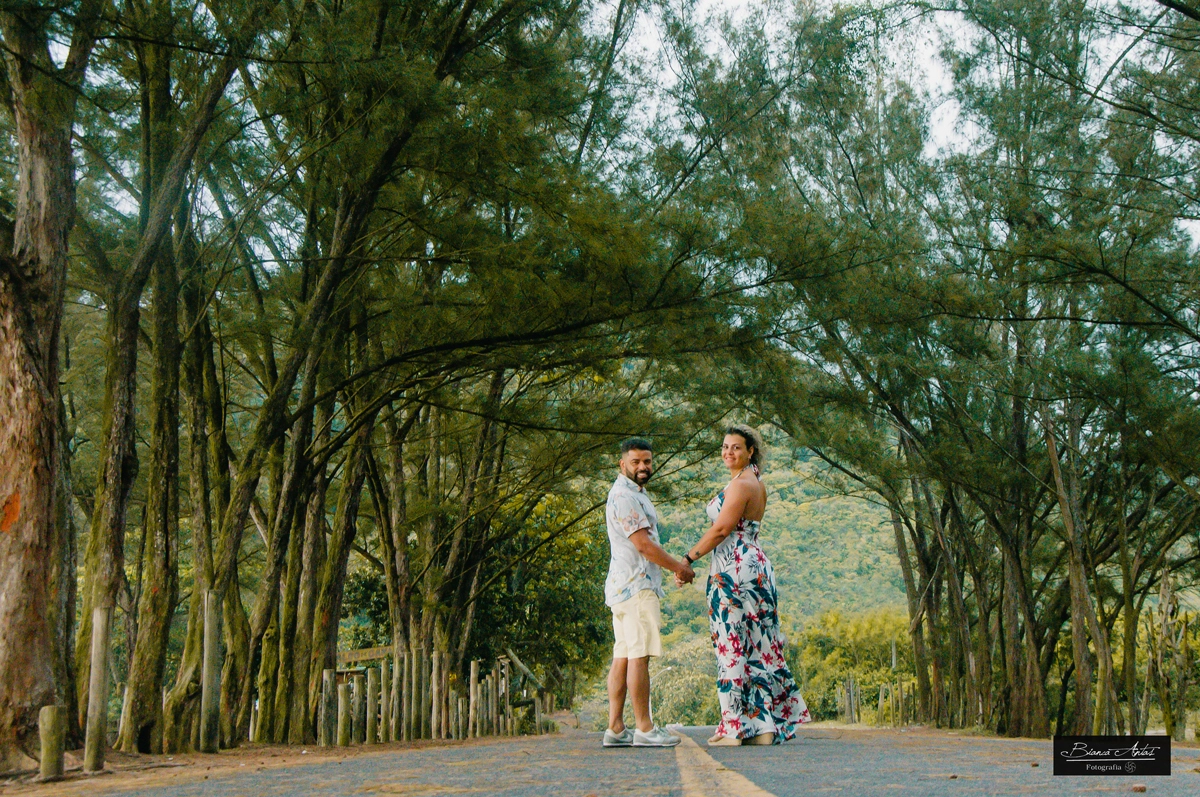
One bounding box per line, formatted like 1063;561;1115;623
633;726;681;747
603;727;634;747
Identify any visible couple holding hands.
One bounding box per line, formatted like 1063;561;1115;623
602;426;812;748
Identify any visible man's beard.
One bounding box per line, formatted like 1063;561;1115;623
629;468;652;485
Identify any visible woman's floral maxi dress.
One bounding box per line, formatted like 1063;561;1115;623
706;481;812;742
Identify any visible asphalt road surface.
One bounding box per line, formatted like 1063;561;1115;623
12;725;1200;797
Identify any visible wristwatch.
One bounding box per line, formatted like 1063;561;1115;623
683;553;695;565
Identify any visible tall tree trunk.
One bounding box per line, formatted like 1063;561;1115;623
220;570;251;747
163;250;214;751
1045;417;1103;735
116;232;180;752
920;483;977;727
888;501;933;722
999;541;1025;735
295;450;330;741
1119;494;1140;735
117;35;182;744
52;394;81;747
271;495;307;741
309;422;373;701
0;1;101;768
233;348;319;738
383;409;416;656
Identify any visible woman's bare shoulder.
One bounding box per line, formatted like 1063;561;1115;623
726;473;761;495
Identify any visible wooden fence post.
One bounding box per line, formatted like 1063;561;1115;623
38;705;64;781
427;652;436;739
83;606;112;772
367;667;380;744
337;683;352;746
403;650;413;741
479;674;486;736
491;662;500;736
380;659;390;743
411;646;420;741
419;647;430;739
480;675;488;735
391;654;401;742
441;657;450;739
469;660;479;737
391;654;401;741
501;661;511;736
352;673;366;743
200;591;221;753
319;669;336;745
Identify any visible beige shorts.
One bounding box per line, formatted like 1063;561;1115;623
611;589;662;659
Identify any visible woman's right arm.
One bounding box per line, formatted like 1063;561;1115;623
685;480;752;562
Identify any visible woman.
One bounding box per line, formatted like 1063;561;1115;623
677;425;811;746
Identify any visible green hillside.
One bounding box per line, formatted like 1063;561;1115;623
655;463;907;634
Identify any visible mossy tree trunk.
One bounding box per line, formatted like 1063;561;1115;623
0;1;102;770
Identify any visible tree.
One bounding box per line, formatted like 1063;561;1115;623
0;0;104;768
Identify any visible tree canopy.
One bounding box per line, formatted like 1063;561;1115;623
4;0;1200;765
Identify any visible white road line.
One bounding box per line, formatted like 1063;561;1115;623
672;730;780;797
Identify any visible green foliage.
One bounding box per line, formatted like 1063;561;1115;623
341;570;392;650
467;493;615;686
791;609;911;721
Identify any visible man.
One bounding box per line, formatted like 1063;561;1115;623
602;437;695;748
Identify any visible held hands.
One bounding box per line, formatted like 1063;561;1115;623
674;562;695;588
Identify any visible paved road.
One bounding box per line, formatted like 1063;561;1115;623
17;726;1200;797
685;726;1200;796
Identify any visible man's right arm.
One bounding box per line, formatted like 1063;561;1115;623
628;528;694;581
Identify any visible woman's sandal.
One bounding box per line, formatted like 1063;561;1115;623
745;732;775;745
707;733;742;746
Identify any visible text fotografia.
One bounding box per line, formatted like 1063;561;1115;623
1053;736;1171;777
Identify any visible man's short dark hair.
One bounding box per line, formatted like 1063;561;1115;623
620;436;653;455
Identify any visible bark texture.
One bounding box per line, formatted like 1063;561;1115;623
0;2;100;770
